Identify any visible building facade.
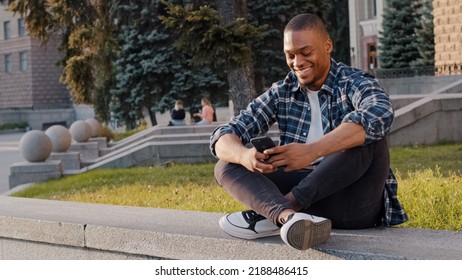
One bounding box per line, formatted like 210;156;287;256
0;1;74;129
433;0;462;75
348;0;384;71
350;0;462;77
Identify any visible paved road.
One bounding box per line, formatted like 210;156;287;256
0;132;25;194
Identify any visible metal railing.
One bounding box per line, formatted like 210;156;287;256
370;66;436;79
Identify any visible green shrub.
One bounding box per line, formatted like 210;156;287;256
396;168;462;231
0;121;29;131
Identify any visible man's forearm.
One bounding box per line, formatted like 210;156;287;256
214;134;248;164
314;122;366;158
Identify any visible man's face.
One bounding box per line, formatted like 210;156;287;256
284;29;332;91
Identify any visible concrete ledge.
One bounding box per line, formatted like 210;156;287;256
104;125;221;154
0;196;461;260
88;140;216;170
68;142;99;161
0;196;335;260
378;75;462;95
390;94;462;145
9;161;63;188
48;152;81;170
0;128;28;135
322;227;462;260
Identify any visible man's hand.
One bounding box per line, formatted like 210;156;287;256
265;122;367;172
265;143;317;171
240;148;277;173
215;134;277;173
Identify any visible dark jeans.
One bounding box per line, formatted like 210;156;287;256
214;138;390;229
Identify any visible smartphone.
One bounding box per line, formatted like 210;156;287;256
250;136;276;153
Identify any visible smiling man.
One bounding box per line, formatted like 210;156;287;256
210;13;407;251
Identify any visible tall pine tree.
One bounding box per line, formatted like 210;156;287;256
111;0;162;129
379;0;421;69
412;0;434;67
161;2;265;115
111;0;226;128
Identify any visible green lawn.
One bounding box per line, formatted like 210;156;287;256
390;143;462;177
11;142;462;231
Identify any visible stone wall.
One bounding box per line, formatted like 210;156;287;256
389;94;462;146
29;37;71;109
0;108;76;130
377;74;462;95
0;36;33;109
0;6;71;110
433;0;462;75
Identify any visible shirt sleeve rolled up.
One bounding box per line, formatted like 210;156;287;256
342;79;394;144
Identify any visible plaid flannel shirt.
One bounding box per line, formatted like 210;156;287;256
210;59;408;226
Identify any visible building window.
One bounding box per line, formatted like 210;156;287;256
18;18;26;37
367;0;377;19
3;21;11;40
20;51;28;71
4;54;13;73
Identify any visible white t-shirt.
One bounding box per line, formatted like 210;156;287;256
306;89;324;143
306;89;324;165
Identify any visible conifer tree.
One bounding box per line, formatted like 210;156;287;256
379;0;421;69
161;2;265;115
111;0;157;129
412;0;434;67
111;0;226;127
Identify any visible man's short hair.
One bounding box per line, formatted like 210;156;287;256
284;13;329;38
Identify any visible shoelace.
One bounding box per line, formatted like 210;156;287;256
242;210;266;224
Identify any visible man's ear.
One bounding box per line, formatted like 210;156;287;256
325;38;333;54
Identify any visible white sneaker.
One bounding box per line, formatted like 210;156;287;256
219;210;280;240
280;213;331;250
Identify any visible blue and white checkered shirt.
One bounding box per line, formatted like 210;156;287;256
210;59;408;226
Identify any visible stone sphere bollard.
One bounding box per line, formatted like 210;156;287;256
45;125;72;153
69;120;92;143
19;130;52;162
85;118;102;138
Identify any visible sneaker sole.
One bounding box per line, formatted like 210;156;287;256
285;219;331;250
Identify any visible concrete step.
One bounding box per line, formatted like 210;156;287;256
0;196;460;260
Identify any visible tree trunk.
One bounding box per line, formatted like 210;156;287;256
216;0;257;116
227;65;257;115
145;102;157;126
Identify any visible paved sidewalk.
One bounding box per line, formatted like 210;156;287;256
0;132;24;194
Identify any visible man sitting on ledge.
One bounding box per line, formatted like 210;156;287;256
209;13;407;251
